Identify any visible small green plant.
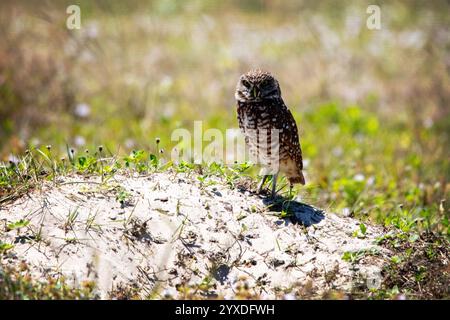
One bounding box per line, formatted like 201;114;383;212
123;150;160;173
116;188;132;207
352;223;367;238
0;242;14;254
390;255;402;264
85;210;101;232
0;264;98;299
342;248;378;264
64;208;79;232
6;219;30;231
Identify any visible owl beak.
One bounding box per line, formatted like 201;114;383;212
251;86;260;99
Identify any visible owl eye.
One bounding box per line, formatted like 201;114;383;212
261;80;270;87
242;80;250;88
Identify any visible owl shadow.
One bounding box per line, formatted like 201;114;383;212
262;195;325;227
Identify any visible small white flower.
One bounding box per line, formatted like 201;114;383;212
80;50;94;63
342;207;351;216
162;287;177;298
8;154;19;164
74;135;86;147
354;174;365;182
159;76;173;90
423;118;433;129
283;293;296;300
74;103;91;118
332;147;343;157
224;292;234;300
85;22;99;39
125;139;135;149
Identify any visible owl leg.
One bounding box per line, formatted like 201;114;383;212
271;173;279;198
257;175;269;194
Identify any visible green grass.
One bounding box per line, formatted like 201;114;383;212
0;263;98;300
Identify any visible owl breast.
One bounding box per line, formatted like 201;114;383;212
237;99;304;181
240;103;273;130
238;102;282;168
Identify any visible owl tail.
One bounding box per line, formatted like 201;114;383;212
288;172;306;185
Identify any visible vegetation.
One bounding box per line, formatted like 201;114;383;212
0;1;448;299
0;263;98;300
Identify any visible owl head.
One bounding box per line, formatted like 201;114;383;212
235;69;281;103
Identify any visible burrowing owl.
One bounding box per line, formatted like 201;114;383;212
235;69;305;197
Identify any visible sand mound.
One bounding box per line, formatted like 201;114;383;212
0;171;389;299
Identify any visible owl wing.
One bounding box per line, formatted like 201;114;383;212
281;101;304;171
237;103;245;132
237;103;250;145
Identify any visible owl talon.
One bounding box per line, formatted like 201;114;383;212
270;173;278;198
257;175;269;194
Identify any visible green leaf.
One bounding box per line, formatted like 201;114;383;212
7;219;30;231
0;242;14;253
149;154;159;168
78;156;87;167
342;251;353;262
408;233;419;242
360;223;367;235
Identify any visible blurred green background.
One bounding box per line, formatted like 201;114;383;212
0;0;449;234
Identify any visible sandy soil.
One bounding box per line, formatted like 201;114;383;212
0;171;390;299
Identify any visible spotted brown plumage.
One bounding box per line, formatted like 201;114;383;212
235;69;305;197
